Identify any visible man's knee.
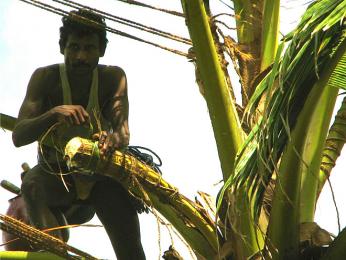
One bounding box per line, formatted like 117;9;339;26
118;241;146;260
21;165;47;201
21;178;45;203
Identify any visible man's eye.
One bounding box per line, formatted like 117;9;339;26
86;45;96;51
68;45;79;51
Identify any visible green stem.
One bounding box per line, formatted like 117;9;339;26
299;81;338;222
0;252;64;260
232;0;264;104
267;38;346;260
302;41;346;219
317;90;346;198
180;1;261;258
230;190;263;259
232;0;260;44
260;0;280;71
181;0;244;181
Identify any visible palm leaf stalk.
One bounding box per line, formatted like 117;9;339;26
298;82;338;223
224;0;346;221
300;50;346;222
317;66;346;197
214;0;280;236
260;0;280;71
0;251;64;260
64;137;219;260
216;0;346;258
225;1;280;243
180;0;266;258
232;0;264;105
267;40;345;259
180;0;244;182
0;214;97;259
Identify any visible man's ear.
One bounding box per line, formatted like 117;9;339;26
59;45;65;55
99;47;106;57
59;40;65;55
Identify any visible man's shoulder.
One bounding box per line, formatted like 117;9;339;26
97;65;127;99
98;64;125;78
32;64;60;81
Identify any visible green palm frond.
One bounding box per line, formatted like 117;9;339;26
327;52;346;89
317;53;346;195
218;0;346;219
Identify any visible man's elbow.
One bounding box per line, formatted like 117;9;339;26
12;130;26;147
12;132;22;147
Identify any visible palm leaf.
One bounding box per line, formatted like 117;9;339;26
317;53;346;196
218;0;346;220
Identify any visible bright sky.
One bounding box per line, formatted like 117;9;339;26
0;1;345;259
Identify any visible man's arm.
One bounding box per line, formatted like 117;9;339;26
13;67;90;147
98;67;130;158
12;68;56;147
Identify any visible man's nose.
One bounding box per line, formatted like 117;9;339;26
76;50;87;61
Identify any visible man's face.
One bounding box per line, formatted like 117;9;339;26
64;32;101;75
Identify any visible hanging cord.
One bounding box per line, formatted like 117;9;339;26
126;146;163;175
19;0;65;16
217;0;234;11
53;0;191;45
114;0;185;17
18;0;189;57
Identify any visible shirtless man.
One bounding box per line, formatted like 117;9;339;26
12;9;145;259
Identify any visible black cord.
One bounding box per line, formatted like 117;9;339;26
126;146;163;175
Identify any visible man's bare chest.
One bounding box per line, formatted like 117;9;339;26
46;78;108;109
42;65;117;111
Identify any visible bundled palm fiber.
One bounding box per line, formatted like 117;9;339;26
64;137;219;260
0;214;98;260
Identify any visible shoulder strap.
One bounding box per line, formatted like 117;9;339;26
59;63;72;105
87;67;111;132
59;64;107;132
86;67;99;113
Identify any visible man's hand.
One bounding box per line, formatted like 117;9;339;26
50;105;90;125
93;131;129;159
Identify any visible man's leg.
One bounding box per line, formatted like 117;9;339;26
89;178;146;260
21;164;76;240
63;204;95;225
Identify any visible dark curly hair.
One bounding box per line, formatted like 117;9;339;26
59;9;108;56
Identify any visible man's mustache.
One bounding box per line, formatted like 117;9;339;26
72;62;90;68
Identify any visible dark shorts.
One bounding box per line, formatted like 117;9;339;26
23;157;147;216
